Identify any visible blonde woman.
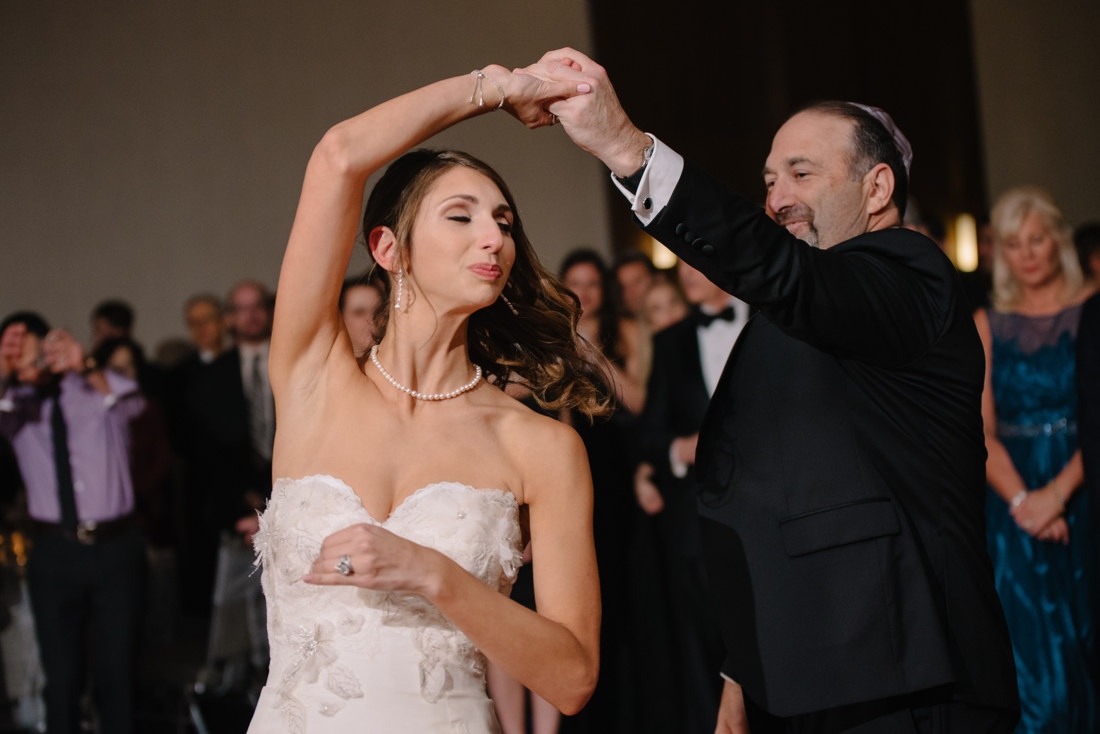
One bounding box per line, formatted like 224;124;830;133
974;187;1098;732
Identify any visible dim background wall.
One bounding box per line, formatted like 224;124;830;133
2;1;1098;352
0;1;607;349
970;0;1100;225
589;0;991;256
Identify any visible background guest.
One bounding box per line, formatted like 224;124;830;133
93;336;178;649
167;293;228;467
90;299;136;350
974;187;1098;732
558;248;641;734
560;248;643;414
0;312;146;734
633;260;747;733
183;294;228;365
338;271;387;356
181;279;275;578
612;249;658;320
641;277;688;335
631;275;689;515
174;280;274;720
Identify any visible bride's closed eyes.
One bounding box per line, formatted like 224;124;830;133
444;212;513;235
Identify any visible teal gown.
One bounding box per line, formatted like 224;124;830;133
987;305;1099;733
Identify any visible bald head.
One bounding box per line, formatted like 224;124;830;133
763;107;904;249
796;101;910;218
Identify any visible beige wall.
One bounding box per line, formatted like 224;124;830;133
8;1;1097;352
970;0;1100;225
0;2;608;350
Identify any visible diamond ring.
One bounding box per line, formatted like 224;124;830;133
335;554;353;576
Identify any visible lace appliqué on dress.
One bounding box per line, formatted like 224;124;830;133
253;475;522;732
274;622;365;729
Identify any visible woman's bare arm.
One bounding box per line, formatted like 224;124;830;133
269;70;583;397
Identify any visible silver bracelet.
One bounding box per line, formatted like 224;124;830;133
1010;490;1028;508
469;69;505;110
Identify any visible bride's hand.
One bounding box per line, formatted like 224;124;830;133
305;523;446;596
481;64;590;129
512;48;651;177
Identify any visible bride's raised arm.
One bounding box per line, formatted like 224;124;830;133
269;68;583;393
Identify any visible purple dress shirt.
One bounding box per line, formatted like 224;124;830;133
0;371;145;524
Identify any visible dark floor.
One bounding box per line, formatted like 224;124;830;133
0;524;280;733
0;614;212;734
0;599;258;734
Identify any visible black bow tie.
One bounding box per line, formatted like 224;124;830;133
695;305;737;327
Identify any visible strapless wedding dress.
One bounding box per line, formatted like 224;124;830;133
246;474;522;733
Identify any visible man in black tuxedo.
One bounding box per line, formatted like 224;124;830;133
640;260;747;732
527;50;1019;732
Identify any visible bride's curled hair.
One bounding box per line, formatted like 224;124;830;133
361;149;613;419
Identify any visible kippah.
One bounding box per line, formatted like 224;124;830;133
851;103;913;175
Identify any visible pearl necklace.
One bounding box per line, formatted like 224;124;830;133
370;345;482;401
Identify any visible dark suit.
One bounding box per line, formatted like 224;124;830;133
1075;293;1100;555
640;161;1019;726
642;313;713;481
643;309;736;561
172;347;271;609
637;311;725;732
182;348;271;527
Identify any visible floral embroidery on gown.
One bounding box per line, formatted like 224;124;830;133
987;306;1099;733
246;475;522;733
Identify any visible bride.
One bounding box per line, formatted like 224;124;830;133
246;67;604;732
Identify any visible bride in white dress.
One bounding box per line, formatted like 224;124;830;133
246;67;606;733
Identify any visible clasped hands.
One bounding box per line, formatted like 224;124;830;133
1011;485;1069;544
494;48;651;177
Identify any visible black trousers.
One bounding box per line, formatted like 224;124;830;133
27;526;144;734
744;690;1019;734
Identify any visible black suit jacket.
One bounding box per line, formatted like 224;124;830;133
641;160;1018;717
176;347;271;531
641;313;712;557
1075;293;1100;539
641;313;712;465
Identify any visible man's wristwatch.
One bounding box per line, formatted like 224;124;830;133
615;141;654;193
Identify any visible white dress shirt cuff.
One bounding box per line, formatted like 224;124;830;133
610;134;685;227
669;442;689;479
720;672;738;685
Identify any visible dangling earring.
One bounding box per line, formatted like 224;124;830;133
394;270;404;311
499;292;518;316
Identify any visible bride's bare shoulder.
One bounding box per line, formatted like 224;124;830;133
492;398;588;493
476;381;586;460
